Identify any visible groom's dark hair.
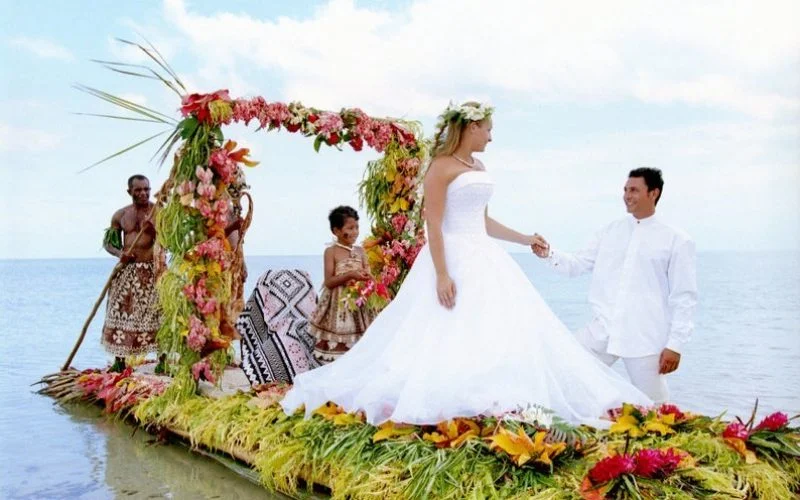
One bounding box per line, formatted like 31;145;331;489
629;167;664;205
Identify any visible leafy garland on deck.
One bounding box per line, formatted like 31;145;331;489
40;370;800;499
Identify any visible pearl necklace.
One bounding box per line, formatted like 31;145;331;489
452;154;476;168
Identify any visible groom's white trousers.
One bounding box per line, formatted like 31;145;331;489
574;328;669;403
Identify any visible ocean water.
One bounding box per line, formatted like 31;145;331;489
1;252;798;498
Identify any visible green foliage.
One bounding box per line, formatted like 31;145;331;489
102;226;122;250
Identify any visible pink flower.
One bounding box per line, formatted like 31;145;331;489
391;214;409;235
177;180;195;195
208;149;237;184
588;454;635;484
315;112;344;137
264;102;292;128
196;198;213;218
755;412;789;432
196;297;218;316
195;238;225;261
723;422;750;440
353;113;376;144
187;315;210;352
196;199;229;226
369;121;394;152
399;157;421;174
389;240;406;259
232;97;264;126
404;243;422;266
380;263;400;285
191;359;216;383
197;182;215;199
195;165;213;185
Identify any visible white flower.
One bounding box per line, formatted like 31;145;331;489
436;101;495;129
502;403;554;428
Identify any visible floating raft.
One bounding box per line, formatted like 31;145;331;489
38;366;800;499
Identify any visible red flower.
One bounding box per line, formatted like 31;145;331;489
308;114;319;123
755;412;789;432
633;448;683;479
656;448;684;476
723;422;750;440
658;403;685;421
285;122;302;133
588;454;635;484
326;132;340;145
180;90;231;123
349;135;364;151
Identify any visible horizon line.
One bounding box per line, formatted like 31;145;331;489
2;248;799;262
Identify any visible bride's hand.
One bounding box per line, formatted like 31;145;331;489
436;274;456;309
529;233;550;258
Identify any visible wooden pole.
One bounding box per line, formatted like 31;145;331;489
61;211;154;371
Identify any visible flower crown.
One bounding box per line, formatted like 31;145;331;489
435;101;494;132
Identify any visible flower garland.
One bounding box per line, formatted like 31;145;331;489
434;100;495;132
157;90;426;384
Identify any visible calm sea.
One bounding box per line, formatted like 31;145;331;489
1;252;798;499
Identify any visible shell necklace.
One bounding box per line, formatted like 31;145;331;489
334;242;357;257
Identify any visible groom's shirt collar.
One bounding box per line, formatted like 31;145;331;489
630;213;658;226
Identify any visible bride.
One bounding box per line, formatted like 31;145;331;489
281;102;652;427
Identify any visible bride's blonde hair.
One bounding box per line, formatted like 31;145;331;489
430;101;494;159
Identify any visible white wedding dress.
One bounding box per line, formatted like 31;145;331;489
282;169;652;427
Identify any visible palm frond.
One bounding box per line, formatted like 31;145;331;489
116;36;187;93
91;58;183;96
79;130;169;172
72;112;163;123
74;84;178;124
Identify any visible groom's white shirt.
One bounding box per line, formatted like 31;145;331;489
546;214;697;358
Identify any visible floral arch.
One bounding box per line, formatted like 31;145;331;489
81;39;427;391
150;91;426;387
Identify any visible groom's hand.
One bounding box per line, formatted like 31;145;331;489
530;233;550;258
658;348;681;374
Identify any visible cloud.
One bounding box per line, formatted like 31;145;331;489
9;36;74;61
632;75;800;120
0;123;63;152
161;0;799;120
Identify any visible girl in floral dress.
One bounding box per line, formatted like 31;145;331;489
310;206;376;363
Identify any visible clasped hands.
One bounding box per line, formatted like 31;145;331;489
530;233;550;258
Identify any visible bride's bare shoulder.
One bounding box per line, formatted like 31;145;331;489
426;157;461;182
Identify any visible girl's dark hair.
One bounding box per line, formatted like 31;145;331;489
329;205;359;230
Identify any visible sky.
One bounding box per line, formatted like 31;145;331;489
1;0;798;259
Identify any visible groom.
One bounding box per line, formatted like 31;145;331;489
532;168;697;402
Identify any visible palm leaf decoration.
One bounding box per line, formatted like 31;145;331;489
75;35;187;171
